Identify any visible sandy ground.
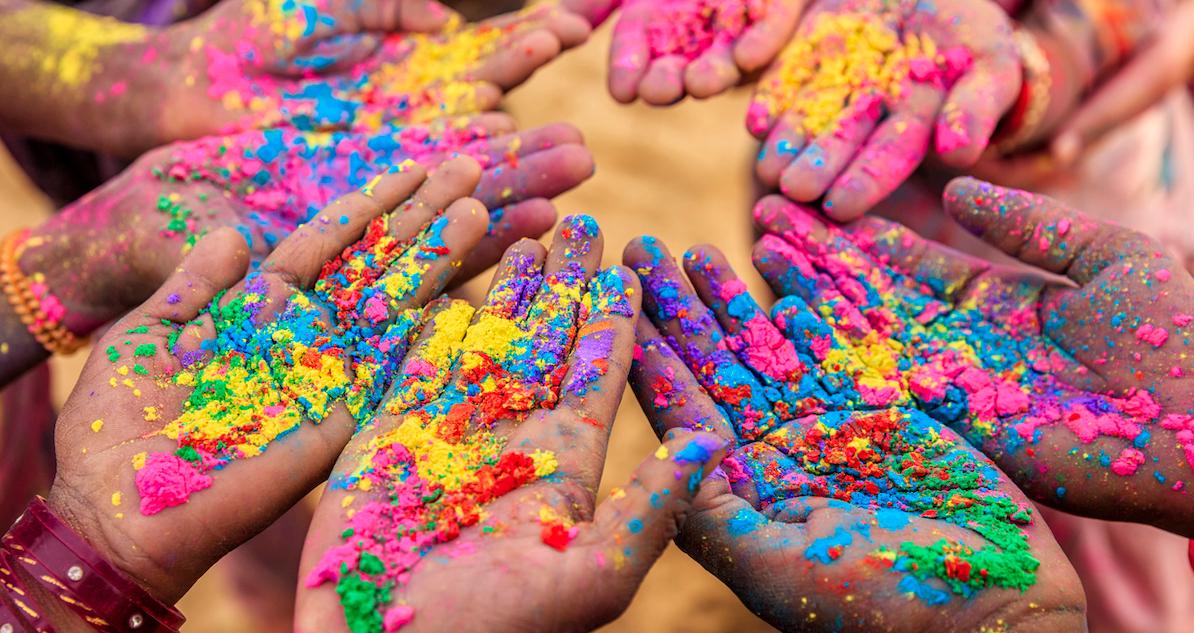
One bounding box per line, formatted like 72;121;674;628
0;24;779;633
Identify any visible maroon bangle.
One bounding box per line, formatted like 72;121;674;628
0;549;46;632
1;498;183;633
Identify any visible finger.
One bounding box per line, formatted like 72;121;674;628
459;123;585;171
471;29;565;89
262;166;428;288
639;56;688;105
824;82;945;221
384;297;474;412
609;4;651;103
779;95;883;204
561;0;621;27
393;0;455;32
733;0;804;72
391;156;483;241
517;215;605;380
452;199;557;286
505;267;640;492
935;55;1022;167
141;228;250;325
476;238;549;321
370;197;490;316
943;176;1141;285
630;318;739;443
684;40;741;99
474;144;595;210
585;430;729;581
624;236;782;439
755;112;806;188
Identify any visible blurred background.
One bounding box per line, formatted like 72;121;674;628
0;20;781;633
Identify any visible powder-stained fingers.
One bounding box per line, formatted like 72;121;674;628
259;168;426;292
943;177;1152;286
779;95;883;204
370;198;490;319
481;3;593;49
504;266;641;494
684;40;741;100
822;82;945;221
732;0;805;73
387;157;483;242
379;298;475;415
608;3;651;103
468;29;567;90
683;245;828;414
933;50;1021;167
516;215;606;381
625;237;783;440
476;239;549;320
456;122;586;171
473;143;596;211
451;199;557;288
581;430;729;583
630;318;739;443
560;0;620;27
639;56;689;106
755;112;807;189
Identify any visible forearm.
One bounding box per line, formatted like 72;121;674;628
0;0;167;156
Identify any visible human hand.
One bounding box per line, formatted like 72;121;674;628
21;117;593;335
44;159;496;605
118;2;591;151
753;178;1194;537
623;236;1083;632
607;0;805;104
295;217;728;632
750;0;1019;221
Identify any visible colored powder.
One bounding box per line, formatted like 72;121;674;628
748;12;972;136
642;0;769;61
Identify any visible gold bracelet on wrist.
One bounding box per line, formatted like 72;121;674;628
1;229;87;355
997;28;1053;155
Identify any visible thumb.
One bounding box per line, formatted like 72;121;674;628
586;430;729;580
1051;4;1194;166
139;227;249;324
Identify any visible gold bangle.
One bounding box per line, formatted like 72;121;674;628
1;229;87;355
997;28;1052;155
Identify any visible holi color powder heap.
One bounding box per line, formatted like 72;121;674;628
304;218;638;632
633;236;1039;603
640;0;769;62
748;12;972;136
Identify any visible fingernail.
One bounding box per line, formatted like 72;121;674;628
1053;134;1081;166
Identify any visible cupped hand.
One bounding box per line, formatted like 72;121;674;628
295;217;727;633
623;236;1083;632
753;178;1194;537
750;0;1018;221
125;1;591;149
45;159;498;604
608;0;805;104
24;115;594;333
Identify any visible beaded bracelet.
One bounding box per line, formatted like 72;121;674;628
0;230;86;356
1;498;183;633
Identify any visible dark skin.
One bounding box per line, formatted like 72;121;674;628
623;236;1084;633
753;177;1194;537
0;120;595;388
43;159;499;617
295;222;727;633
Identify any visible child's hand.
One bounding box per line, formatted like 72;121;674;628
296;218;727;632
623;237;1084;632
608;0;805;104
21;119;593;337
753;179;1194;537
751;0;1019;221
44;160;493;604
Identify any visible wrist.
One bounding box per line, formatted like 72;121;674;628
19;220;125;335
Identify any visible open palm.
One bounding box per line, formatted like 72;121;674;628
624;236;1084;632
753;179;1194;537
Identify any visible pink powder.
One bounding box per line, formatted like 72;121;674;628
1173;314;1192;327
1154;269;1171;282
384;606;415;632
1109;448;1145;477
135;453;214;515
1135;323;1169;348
364;294;390;324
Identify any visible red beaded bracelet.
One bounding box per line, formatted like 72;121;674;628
1;498;183;633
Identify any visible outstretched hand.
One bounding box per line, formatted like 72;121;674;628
608;0;805;104
46;159;495;605
624;236;1083;632
296;217;726;632
753;178;1194;537
750;0;1018;221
